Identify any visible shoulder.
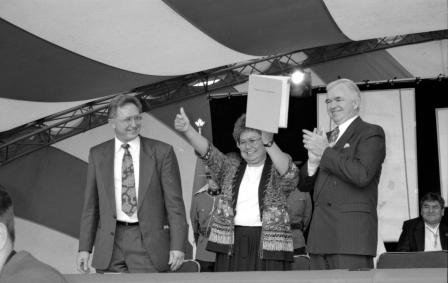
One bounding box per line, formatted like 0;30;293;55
403;217;422;228
2;251;66;282
140;136;173;151
358;118;385;136
90;139;114;154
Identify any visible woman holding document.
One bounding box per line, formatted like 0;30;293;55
174;108;298;271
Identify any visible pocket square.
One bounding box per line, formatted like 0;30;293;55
343;143;350;148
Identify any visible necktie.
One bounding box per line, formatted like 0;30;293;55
328;126;339;144
121;144;137;216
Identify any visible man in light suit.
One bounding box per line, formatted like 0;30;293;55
76;94;187;273
397;192;448;252
299;78;386;269
0;186;67;283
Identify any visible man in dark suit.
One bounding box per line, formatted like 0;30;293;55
397;192;447;251
299;78;386;270
0;186;67;283
76;94;187;273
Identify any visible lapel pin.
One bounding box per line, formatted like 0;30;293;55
343;143;350;148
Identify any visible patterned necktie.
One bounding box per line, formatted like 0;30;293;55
328;126;340;144
121;144;137;216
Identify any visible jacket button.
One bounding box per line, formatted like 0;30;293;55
110;232;114;236
327;202;332;207
113;215;116;219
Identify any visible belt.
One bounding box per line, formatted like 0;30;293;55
290;222;304;230
117;221;139;226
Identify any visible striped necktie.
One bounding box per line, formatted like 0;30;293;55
328;126;339;144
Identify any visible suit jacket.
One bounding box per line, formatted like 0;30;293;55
0;251;67;283
397;217;448;252
78;136;187;272
299;117;386;256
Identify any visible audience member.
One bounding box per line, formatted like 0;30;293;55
0;186;67;283
77;94;187;273
175;109;298;271
286;188;312;255
397;192;447;251
190;166;220;272
299;78;386;269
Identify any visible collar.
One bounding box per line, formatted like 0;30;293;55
114;136;140;154
336;115;358;134
425;222;440;234
5;250;16;265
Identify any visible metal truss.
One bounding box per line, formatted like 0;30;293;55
1;29;447;165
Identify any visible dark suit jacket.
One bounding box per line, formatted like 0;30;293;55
397;217;448;251
78;136;187;271
299;117;386;256
0;251;67;283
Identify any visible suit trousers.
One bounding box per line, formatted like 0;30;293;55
97;223;157;273
309;253;373;270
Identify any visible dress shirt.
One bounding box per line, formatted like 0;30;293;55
308;115;359;176
234;164;264;226
424;223;442;251
114;136;140;222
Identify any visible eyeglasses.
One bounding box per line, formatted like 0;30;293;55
238;137;261;147
114;114;143;124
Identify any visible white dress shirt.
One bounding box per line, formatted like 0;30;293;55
114;136;140;222
234;164;264;226
424;223;442;251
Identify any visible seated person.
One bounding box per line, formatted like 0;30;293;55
190;166;221;272
286;188;311;255
397;192;447;251
0;185;67;283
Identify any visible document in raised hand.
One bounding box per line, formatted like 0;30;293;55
246;74;290;133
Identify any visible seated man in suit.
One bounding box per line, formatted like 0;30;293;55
397;192;447;251
0;185;67;283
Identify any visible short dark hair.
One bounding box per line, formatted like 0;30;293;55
108;94;143;119
0;185;15;243
420;192;445;209
232;114;261;143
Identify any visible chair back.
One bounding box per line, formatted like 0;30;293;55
175;259;201;272
291;255;310;270
377;251;448;269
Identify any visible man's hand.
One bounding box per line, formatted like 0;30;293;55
303;128;329;158
168;250;185;271
174;107;190;133
76;251;91;274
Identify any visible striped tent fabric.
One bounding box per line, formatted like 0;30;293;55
0;0;447;273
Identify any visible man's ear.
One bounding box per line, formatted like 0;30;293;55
0;223;8;250
109;119;116;129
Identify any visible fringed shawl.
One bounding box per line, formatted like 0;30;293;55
203;145;299;261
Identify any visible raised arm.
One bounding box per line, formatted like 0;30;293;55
174;107;209;155
262;131;292;176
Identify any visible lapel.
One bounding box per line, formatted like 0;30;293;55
414;219;425;251
333;116;362;150
314;117;363;200
439;221;448;250
137;137;155;211
98;140;116;213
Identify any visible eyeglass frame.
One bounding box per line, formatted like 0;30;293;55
113;114;143;124
237;137;262;147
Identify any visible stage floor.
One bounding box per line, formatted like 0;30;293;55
65;268;447;283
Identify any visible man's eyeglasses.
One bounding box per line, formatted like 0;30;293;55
115;115;143;124
238;137;261;147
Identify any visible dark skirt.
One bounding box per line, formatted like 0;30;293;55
214;226;291;272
